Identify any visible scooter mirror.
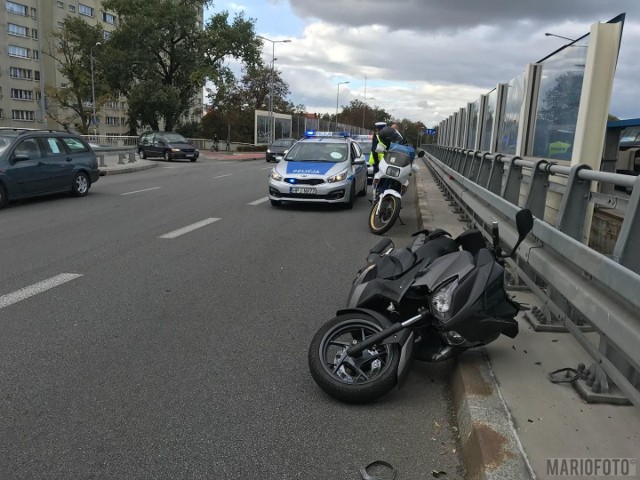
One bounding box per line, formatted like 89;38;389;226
515;209;534;238
506;209;534;259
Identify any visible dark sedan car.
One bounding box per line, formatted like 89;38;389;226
0;128;99;209
265;138;297;162
138;131;199;162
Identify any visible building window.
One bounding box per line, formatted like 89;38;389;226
56;1;63;7
33;50;38;60
31;28;37;39
57;21;64;28
105;116;119;125
9;67;31;80
11;88;33;100
12;110;35;121
102;12;116;25
7;23;28;37
78;3;93;17
0;109;3;119
6;1;28;16
68;5;75;12
102;30;111;40
8;45;30;59
34;71;40;81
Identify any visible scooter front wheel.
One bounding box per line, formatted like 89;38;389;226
369;196;401;235
308;313;401;403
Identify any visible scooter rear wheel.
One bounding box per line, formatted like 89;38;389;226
369;196;401;235
308;313;401;403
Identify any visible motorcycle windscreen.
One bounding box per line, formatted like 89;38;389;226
384;150;412;168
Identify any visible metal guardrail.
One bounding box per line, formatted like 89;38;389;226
423;145;640;407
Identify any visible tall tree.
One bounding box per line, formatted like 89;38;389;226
203;64;294;143
43;17;105;133
101;0;261;131
339;100;390;131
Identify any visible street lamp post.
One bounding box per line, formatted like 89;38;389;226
544;32;577;42
256;36;292;144
335;81;350;131
362;96;375;131
90;41;102;136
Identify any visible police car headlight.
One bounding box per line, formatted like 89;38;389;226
267;149;272;153
386;166;401;178
431;279;458;323
327;169;348;183
270;170;283;182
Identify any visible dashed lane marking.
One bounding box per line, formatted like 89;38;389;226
121;187;162;196
159;218;221;239
0;274;83;310
248;197;269;206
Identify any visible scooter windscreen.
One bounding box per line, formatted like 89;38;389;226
383;150;412;168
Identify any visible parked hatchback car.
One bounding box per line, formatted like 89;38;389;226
0;128;99;209
138;131;199;162
266;138;297;162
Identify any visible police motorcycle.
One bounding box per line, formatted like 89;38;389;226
308;209;534;403
368;143;424;235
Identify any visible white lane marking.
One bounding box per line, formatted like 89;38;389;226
121;187;162;196
159;218;221;239
248;197;269;206
0;274;83;310
213;174;233;179
162;166;179;169
261;167;273;170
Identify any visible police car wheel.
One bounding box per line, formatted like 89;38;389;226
344;183;356;209
358;180;367;197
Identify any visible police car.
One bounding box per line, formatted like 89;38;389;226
268;131;368;208
352;134;375;184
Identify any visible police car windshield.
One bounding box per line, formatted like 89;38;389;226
285;142;348;162
358;142;371;155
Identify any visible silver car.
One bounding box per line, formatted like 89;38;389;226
268;133;368;208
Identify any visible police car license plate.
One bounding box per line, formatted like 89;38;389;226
290;187;316;194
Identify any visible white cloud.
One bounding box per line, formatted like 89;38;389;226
241;1;640;124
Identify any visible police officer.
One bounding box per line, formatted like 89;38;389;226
369;121;387;173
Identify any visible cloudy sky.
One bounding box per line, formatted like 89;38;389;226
204;0;640;128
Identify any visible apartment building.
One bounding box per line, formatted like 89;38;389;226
0;0;203;135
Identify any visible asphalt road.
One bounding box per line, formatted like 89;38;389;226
0;157;464;480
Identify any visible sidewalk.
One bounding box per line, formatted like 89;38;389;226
97;150;264;175
414;160;640;480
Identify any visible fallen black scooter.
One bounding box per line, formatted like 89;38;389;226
308;209;534;403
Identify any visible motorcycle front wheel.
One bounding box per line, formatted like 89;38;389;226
369;195;401;235
308;313;401;403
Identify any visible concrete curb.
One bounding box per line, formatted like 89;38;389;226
99;162;159;176
415;155;534;480
451;350;534;480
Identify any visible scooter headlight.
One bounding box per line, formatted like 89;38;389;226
386;166;401;178
431;279;458;323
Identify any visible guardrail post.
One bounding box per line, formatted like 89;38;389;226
524;159;550;219
502;156;522;205
477;152;491;186
98;154;106;168
487;154;504;195
556;164;592;241
612;175;640;274
468;150;482;181
128;151;136;163
118;153;126;165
